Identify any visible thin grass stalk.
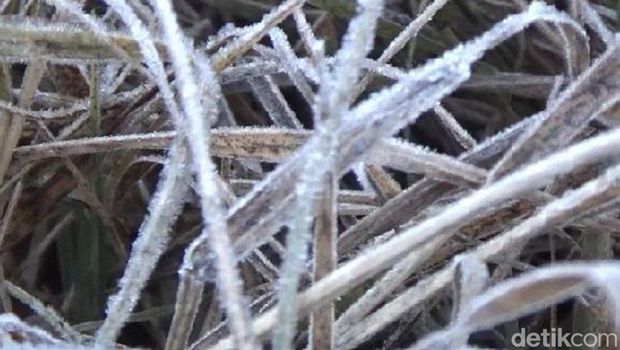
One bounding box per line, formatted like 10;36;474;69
3;1;614;349
334;233;449;333
364;164;401;201
149;0;257;349
0;17;165;63
211;0;306;71
433;104;476;150
20;212;75;289
572;225;613;341
0;263;9;313
337;111;545;258
80;0;311;343
247;75;301;129
27;114;127;260
310;171;337;350
4;281;83;342
46;0;184;124
351;0;450;99
0;179;21;313
513;0;589;75
0;178;20;251
0;63;11;169
0;99;88;120
13;128;308;163
292;8;320;63
269;28;315;104
0;59;44;184
44;0;193;269
165;272;207;350
367;139;486;187
581;0;615;45
38;0;161;75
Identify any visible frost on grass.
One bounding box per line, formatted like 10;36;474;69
2;0;620;350
273;1;385;348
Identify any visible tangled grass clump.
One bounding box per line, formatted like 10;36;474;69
1;0;620;349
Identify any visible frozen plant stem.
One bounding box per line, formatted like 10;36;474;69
0;60;44;184
4;281;82;342
351;0;450;100
96;142;190;342
273;1;383;349
0;64;10;176
211;0;306;71
310;172;337;350
149;0;256;349
0;179;22;313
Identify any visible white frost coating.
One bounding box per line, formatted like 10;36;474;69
149;1;257;350
472;162;620;271
335;233;448;334
203;4;591;348
321;0;384;190
466;111;545;163
219;61;281;83
269;28;315;103
325;0;384;111
592;268;620;329
0;313;60;345
210;0;305;70
204;23;245;51
45;0;172;91
4;282;82;343
368;138;486;186
451;254;490;320
102;0;182;119
0;99;88;119
101;64;133;96
45;0;184;126
248;75;302;129
95;143;190;342
379;0;449;63
272;0;385;349
434;104;476;150
465;2;584;59
193;50;233;128
292;7;321;63
581;0;615;45
461;262;620;334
